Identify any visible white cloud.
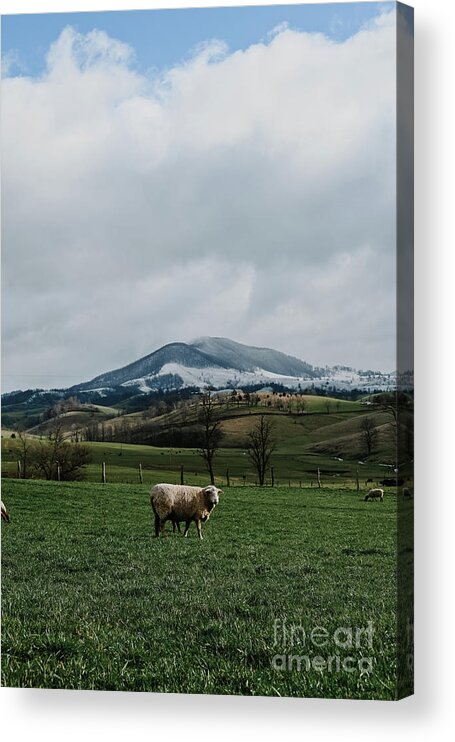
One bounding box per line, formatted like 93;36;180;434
1;49;25;77
1;11;398;391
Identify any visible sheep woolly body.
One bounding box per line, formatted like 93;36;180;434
150;483;222;538
1;500;10;522
365;488;384;502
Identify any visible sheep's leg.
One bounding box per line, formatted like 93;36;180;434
196;519;203;540
183;521;191;537
154;517;166;537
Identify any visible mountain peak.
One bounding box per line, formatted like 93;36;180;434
69;336;316;394
189;336;314;376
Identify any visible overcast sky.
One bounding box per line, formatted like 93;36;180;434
2;2;402;392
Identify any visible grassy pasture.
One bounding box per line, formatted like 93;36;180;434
1;437;394;488
1;404;398;488
1;478;401;698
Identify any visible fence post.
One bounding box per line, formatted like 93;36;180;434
180;464;184;485
317;468;321;488
102;461;106;484
226;468;230;487
17;460;22;479
356;468;360;493
271;466;275;487
57;462;61;482
139;463;143;485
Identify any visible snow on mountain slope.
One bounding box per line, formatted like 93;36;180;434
119;362;396;393
122;363;310;392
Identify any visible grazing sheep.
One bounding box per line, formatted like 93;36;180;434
364;488;384;502
168;509;211;533
1;500;10;522
402;487;413;499
150;483;222;539
169;507;212;535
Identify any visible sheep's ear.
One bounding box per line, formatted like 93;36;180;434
218;489;224;495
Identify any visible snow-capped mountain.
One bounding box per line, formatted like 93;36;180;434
68;337;395;395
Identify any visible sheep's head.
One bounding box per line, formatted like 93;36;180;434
202;486;223;511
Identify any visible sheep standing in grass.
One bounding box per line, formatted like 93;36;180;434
1;500;10;522
169;507;212;535
168;509;210;534
150;484;222;539
402;487;413;499
365;488;384;502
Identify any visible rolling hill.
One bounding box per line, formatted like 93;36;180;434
1;338;397;443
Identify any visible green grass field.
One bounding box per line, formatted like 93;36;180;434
1;478;403;698
1;406;398;488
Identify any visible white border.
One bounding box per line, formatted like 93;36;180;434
0;0;406;14
2;0;455;740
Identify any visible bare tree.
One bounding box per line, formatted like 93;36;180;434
71;423;82;443
370;393;413;467
370;392;408;427
83;422;101;442
17;431;33;479
247;415;276;486
198;390;223;485
360;416;379;457
179;399;190;424
32;421;91;480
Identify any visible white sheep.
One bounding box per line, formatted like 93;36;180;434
364;488;384;502
150;483;223;539
1;500;10;522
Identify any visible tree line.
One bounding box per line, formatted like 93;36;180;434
15;424;91;481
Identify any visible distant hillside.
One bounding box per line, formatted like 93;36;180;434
2;338;397;415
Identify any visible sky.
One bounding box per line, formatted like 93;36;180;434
1;3;391;77
1;1;405;392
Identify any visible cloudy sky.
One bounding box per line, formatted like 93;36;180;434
2;2;402;392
